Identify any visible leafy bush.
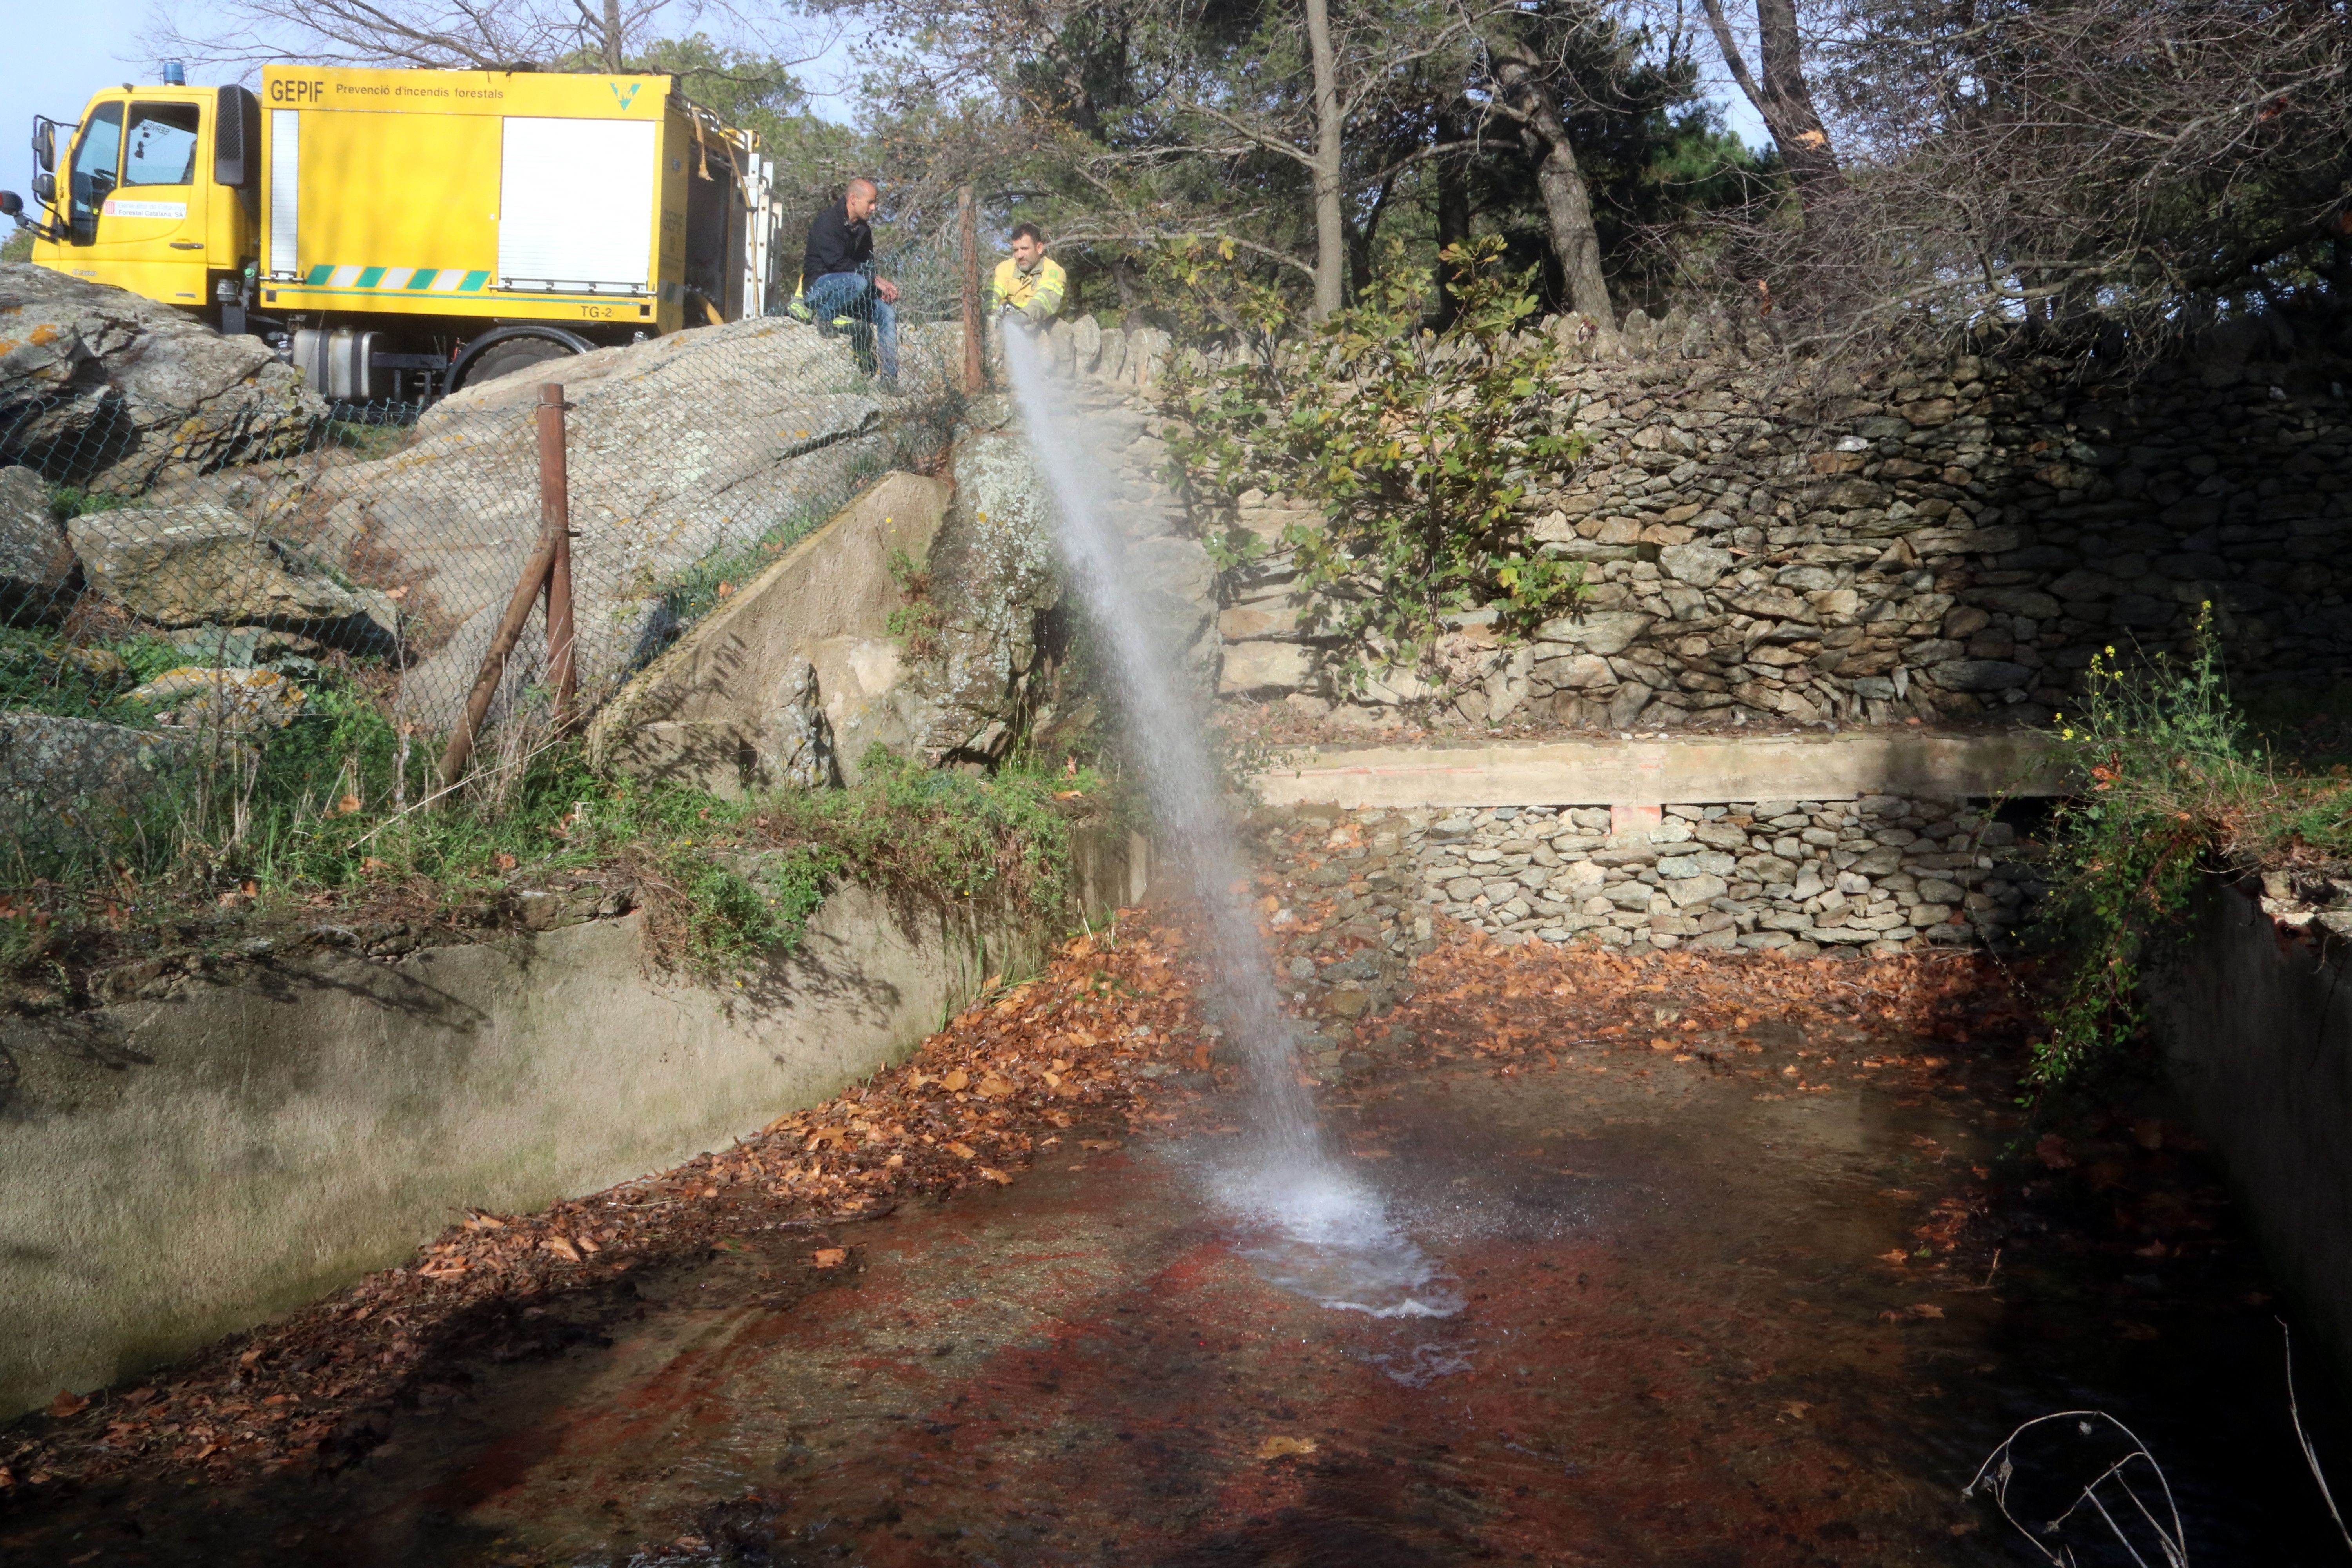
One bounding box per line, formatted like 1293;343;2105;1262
1169;237;1590;683
2033;606;2352;1083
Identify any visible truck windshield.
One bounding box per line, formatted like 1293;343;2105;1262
69;102;122;229
123;103;199;187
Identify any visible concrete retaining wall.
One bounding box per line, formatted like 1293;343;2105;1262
1254;729;2059;810
0;833;1145;1418
2154;882;2352;1370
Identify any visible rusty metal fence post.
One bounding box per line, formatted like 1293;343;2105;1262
959;185;984;393
538;383;577;729
437;382;572;790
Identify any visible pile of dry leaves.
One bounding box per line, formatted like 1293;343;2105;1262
1372;926;2040;1085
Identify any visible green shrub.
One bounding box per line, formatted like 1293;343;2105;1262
1169;236;1590;686
2033;606;2352;1083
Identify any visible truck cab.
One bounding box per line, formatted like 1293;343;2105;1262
18;83;261;322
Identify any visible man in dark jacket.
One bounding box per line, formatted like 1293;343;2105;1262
801;177;900;388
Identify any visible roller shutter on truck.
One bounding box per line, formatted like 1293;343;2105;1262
267;108;299;278
496;117;657;293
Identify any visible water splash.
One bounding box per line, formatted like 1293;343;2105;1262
1000;330;1454;1319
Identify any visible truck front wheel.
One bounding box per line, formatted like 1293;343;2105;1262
449;325;597;392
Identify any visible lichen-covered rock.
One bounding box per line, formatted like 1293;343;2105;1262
0;266;325;494
0;465;73;619
64;502;398;652
0;711;193;857
130;666;308;734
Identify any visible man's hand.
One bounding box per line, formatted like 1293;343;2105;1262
876;278;900;305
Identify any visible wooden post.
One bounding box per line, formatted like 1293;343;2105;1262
538;383;577;729
958;184;984;392
437;383;568;790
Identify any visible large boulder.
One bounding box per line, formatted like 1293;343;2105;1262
0;266;324;494
0;465;74;620
586;471;953;795
64;502;398;653
312;316;958;731
0;712;193;863
897;429;1065;765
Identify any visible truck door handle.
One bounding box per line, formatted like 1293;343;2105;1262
170;241;203;250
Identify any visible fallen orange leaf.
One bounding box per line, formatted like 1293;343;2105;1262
1255;1435;1316;1459
811;1248;847;1268
48;1390;88;1419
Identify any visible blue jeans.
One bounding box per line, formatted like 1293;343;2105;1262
806;271;897;379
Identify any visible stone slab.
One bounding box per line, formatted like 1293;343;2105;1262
1254;729;2061;809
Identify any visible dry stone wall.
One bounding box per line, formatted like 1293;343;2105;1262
1411;796;2036;955
1201;305;2352;731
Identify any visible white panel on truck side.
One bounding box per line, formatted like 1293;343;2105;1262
496;117;657;292
267;109;299;279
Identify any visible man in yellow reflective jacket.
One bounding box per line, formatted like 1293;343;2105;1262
990;223;1066;330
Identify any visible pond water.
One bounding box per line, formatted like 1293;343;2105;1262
5;1036;2345;1566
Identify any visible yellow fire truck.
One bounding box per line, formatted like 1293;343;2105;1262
3;65;786;398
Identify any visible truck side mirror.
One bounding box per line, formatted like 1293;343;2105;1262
214;86;261;192
31;172;54;205
32;116;63;174
0;191;21;218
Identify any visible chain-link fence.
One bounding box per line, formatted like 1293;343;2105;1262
0;222;973;886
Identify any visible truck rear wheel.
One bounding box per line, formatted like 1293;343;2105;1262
450;326;596;392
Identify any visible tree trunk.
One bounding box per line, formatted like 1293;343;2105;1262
1488;45;1613;323
1303;0;1347;319
602;0;624;69
1433;111;1470;327
1699;0;1841;232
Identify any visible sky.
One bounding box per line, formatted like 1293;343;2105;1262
1;0;153;208
1;5;1769;237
